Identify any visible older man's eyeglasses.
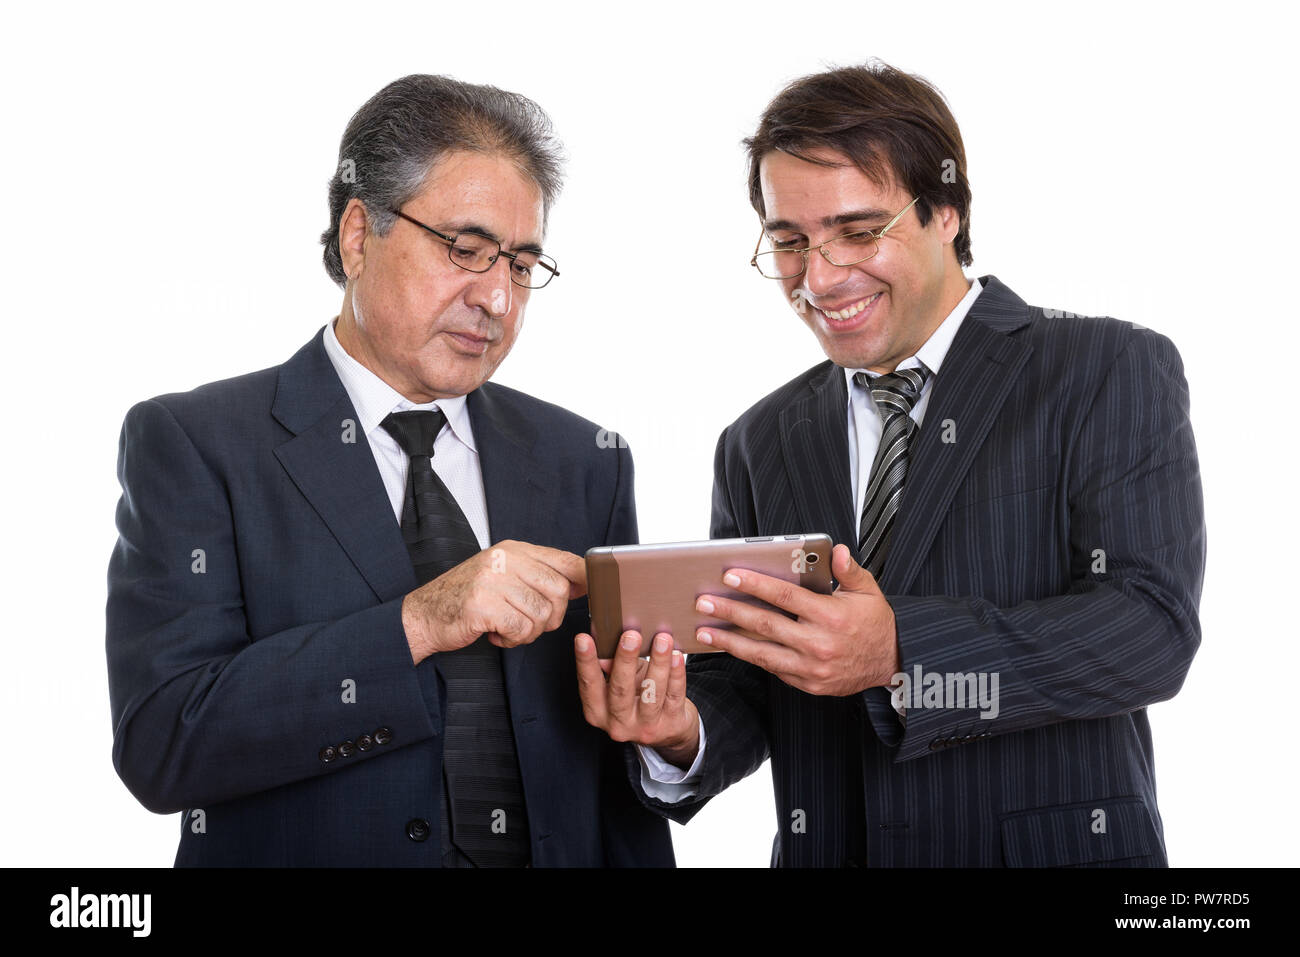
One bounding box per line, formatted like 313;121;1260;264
390;208;560;289
750;196;920;280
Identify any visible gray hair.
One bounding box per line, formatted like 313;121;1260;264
320;74;565;287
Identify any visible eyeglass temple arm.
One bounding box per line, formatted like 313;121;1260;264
880;196;920;235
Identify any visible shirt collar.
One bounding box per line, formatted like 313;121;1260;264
322;318;477;452
843;276;984;391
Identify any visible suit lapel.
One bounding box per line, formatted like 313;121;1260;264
880;275;1034;594
779;362;858;549
467;384;559;689
272;329;416;604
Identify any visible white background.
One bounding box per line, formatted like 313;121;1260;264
2;0;1296;867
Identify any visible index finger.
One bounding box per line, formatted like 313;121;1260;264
503;542;588;597
607;631;644;724
723;567;824;619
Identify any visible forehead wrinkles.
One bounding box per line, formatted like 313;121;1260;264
420;160;544;246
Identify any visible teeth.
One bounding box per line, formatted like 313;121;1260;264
823;292;880;321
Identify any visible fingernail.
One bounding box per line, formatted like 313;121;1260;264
575;635;589;653
671;651;683;667
654;634;671;653
696;597;714;614
723;573;741;588
697;630;713;646
621;633;639;650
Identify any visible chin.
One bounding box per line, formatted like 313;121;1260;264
816;336;882;372
425;358;498;399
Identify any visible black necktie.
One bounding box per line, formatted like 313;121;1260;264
380;409;531;868
854;367;931;576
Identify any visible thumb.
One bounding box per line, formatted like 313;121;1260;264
832;543;879;593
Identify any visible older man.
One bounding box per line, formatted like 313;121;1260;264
106;74;673;867
577;61;1204;867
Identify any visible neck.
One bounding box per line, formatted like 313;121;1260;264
333;293;368;368
867;264;971;375
333;292;445;404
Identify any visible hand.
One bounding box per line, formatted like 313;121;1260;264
694;543;901;696
402;540;587;664
574;630;700;770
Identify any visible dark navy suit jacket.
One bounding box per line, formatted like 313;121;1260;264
106;326;674;867
632;275;1205;867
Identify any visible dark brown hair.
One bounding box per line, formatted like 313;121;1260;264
745;61;973;267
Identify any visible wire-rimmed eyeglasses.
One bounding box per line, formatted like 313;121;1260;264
390;208;560;289
750;196;920;279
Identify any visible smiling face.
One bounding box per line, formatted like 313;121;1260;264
758;148;967;373
334;150;545;401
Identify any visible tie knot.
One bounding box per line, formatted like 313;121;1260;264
381;409;446;458
854;367;930;417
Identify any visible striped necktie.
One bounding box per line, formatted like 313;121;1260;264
853;367;930;576
380;409;531;868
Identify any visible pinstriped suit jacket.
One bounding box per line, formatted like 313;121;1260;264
635;275;1204;867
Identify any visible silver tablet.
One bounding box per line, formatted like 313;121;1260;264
585;533;834;657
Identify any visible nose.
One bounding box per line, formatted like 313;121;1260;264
465;256;514;317
801;244;853;297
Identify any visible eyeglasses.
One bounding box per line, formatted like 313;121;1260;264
750;196;920;279
389;208;560;289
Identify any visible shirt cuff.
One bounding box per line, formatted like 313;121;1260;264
635;714;707;803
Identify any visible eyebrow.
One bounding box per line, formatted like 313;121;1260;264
764;208;893;233
439;221;545;256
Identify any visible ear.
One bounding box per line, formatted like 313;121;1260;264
338;198;372;282
932;203;962;246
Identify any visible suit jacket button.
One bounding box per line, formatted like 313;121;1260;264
339;739;357;757
374;727;393;745
928;739;945;751
357;734;374;751
319;745;338;763
406;819;430;842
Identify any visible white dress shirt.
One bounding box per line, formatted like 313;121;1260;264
639;277;984;799
845;276;983;522
321;318;492;547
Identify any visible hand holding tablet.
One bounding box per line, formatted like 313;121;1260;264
584;533;834;657
573;534;833;767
